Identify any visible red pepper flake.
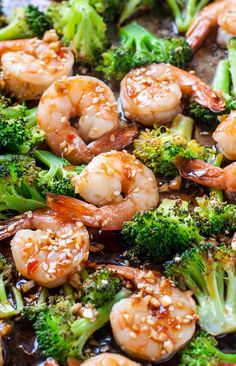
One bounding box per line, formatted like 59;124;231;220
27;258;38;275
56;50;65;59
67;133;76;143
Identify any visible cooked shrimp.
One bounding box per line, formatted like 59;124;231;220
47;151;158;230
186;0;236;50
177;157;236;192
0;210;89;288
120;63;225;126
81;353;141;366
0;30;74;100
213;111;236;160
37;75;137;164
106;266;197;362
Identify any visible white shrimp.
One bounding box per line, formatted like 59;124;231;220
120;63;225;126
213;111;236;160
0;30;74;100
81;353;141;366
107;266;197;362
37;76;137;164
0;210;89;288
47;151;158;230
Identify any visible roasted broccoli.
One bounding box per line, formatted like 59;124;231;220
0;254;23;318
47;0;107;64
165;0;211;33
98;22;192;81
34;150;84;197
189;51;236;125
82;267;122;308
179;331;236;366
165;244;236;335
29;269;129;363
122;198;203;262
134;114;213;178
0;105;44;154
0;5;52;40
119;0;155;24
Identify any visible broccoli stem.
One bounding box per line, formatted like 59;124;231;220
228;39;236;97
212;60;231;95
215;348;236;362
0;21;27;40
119;0;143;24
0;273;23;317
170;114;194;141
208;153;224;202
34;150;67;182
71;289;129;357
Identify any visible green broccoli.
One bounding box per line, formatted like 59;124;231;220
82;267;122;308
89;0;123;20
0;105;45;154
119;0;155;25
165;0;211;33
179;331;236;366
122;198;203;262
0;254;23;318
47;0;107;64
30;270;129;363
165;243;236;335
134;114;214;178
34;150;84;197
97;22;192;81
0;5;52;40
189;49;236;125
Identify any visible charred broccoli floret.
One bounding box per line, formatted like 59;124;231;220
179;331;236;366
165;244;236;335
97;22;192;81
122;198;203;262
134;114;214;178
47;0;107;64
0;5;52;40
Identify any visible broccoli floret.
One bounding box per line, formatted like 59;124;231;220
89;0;123;20
22;288;48;322
0;155;46;214
48;0;107;64
0;105;45;154
82;268;122;308
165;0;211;33
97;22;192;81
0;5;52;40
122;198;203;262
119;0;155;24
0;254;23;318
165;243;236;335
179;331;236;366
32;288;129;363
34;150;84;197
134;114;213;178
193;193;236;237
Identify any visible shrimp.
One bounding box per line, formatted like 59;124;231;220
213;111;236;160
177;157;236;192
37;76;137;164
80;353;141;366
231;233;236;250
0;210;89;288
120;63;225;126
186;0;236;50
47;151;158;230
0;30;74;101
106;266;197;362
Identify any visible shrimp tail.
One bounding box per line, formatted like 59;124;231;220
177;157;227;190
186;18;212;51
192;83;225;113
105;265;137;282
87;125;138;156
0;213;31;241
46;193;102;228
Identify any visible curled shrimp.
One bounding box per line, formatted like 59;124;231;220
0;30;74;101
232;233;236;250
213;111;236;160
186;0;236;50
37;76;137;164
120;63;225;126
80;353;141;366
47;151;158;230
0;210;89;288
105;265;197;362
177;157;236;192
